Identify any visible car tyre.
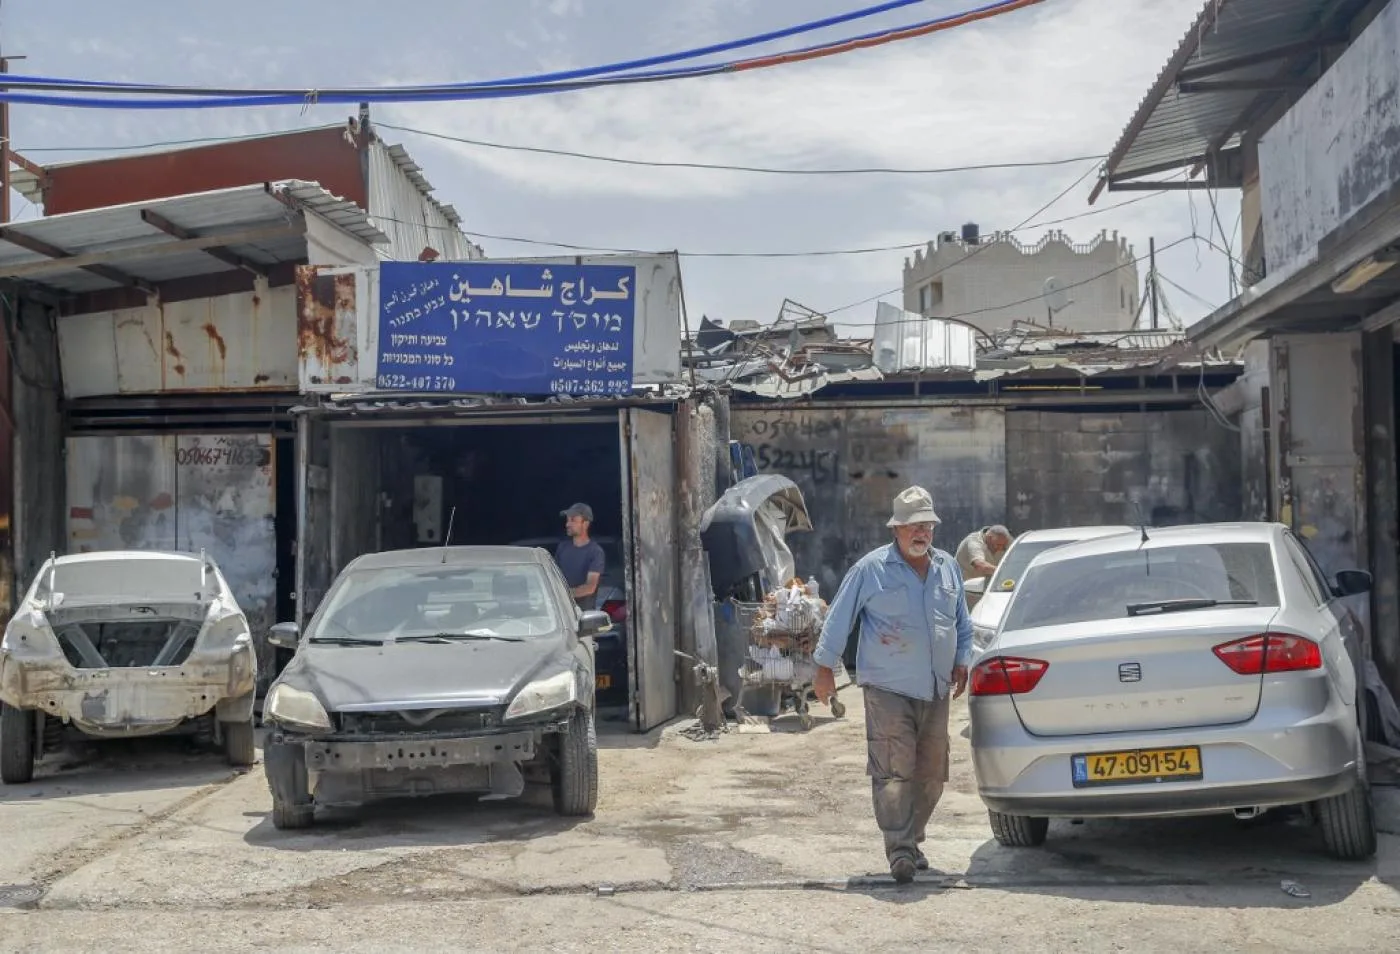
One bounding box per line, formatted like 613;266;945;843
1316;733;1377;861
0;703;36;785
989;810;1049;847
222;720;256;768
552;708;598;817
271;799;314;831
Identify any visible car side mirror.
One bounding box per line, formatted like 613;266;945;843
1333;569;1372;597
579;610;612;637
268;622;301;650
964;577;987;596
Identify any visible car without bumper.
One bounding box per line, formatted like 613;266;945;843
0;551;258;784
261;545;604;829
968;523;1377;859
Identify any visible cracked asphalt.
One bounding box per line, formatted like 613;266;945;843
1;694;1397;952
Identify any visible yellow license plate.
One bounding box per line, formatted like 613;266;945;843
1072;746;1202;788
596;674;612;690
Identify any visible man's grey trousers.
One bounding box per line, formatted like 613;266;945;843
863;684;951;863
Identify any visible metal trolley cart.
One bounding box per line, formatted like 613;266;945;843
733;580;846;730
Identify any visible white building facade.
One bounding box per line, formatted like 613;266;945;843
902;226;1140;334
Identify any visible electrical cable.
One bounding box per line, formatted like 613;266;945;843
372;122;1104;177
0;0;1047;109
365;183;1179;259
15;119;1108;177
1157;272;1219;312
820;158;1104;316
0;0;939;97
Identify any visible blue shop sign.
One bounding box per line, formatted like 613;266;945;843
376;260;638;395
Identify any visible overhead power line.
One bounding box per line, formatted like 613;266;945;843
366;185;1179;260
0;0;1048;109
15;120;1108;177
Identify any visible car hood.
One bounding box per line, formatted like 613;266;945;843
970;591;1013;629
276;636;569;711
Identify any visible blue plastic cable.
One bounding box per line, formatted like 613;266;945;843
0;0;937;96
0;0;1028;109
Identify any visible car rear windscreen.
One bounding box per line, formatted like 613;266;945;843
1001;542;1281;631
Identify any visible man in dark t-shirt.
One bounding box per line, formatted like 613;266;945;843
555;502;606;610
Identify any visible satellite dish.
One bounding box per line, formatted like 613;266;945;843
1042;277;1072;314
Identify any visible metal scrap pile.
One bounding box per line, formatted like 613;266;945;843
745;578;828;683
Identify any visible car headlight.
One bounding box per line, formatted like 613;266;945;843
972;623;997;649
1;611;64;660
199;604;252;652
265;684;332;733
504;670;577;721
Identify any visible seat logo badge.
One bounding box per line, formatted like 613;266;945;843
1118;662;1142;683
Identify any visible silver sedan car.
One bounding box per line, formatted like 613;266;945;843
969;522;1377;860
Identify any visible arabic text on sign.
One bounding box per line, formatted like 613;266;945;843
376;261;638;397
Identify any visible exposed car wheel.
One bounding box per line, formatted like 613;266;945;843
0;703;36;785
222;720;256;768
271;799;314;831
989;810;1049;847
1315;733;1377;861
552;708;598;817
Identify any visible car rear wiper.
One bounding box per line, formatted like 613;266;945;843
1126;598;1258;617
307;635;384;646
397;631;526;644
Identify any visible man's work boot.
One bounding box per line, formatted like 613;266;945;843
890;855;916;885
914;850;930;871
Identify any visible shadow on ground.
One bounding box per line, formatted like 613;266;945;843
0;736;243;801
961;810;1393;908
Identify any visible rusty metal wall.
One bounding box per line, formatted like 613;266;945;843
40;127;369;217
296;266;370;389
0;297;13;621
56;285;298;397
10;299;65;599
1362;328;1400;695
730;405;1006;597
622;408;680;731
1273;334;1367;578
296;415;334;630
328;426;381;575
65;433;279;685
1006;409;1242;529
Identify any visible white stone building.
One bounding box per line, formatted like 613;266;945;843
901;225;1140;334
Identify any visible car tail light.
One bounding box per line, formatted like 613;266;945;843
1212;633;1322;675
602;600;627;624
970;656;1049;696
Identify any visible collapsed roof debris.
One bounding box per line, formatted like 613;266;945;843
683;303;1240;399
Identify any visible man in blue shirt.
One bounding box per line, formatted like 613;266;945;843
555;503;606;611
813;485;973;885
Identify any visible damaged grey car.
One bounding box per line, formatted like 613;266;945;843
261;546;605;830
0;551;259;784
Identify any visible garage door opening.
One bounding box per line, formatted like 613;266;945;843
311;409;680;731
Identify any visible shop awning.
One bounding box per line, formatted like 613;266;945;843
1094;0;1372;199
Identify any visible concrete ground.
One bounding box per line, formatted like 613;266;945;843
1;692;1397;952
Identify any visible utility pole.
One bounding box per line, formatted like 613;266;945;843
1;56;10;224
1148;237;1159;331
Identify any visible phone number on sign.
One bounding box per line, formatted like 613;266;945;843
549;378;631;395
376;374;457;391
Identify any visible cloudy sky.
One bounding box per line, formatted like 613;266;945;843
3;0;1239;334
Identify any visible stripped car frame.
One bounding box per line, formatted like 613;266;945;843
0;550;258;783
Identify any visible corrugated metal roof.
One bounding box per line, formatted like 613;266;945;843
0;180;387;294
1101;0;1370;184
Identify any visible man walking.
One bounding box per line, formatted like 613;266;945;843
955;524;1012;580
812;486;973;884
555;503;605;611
